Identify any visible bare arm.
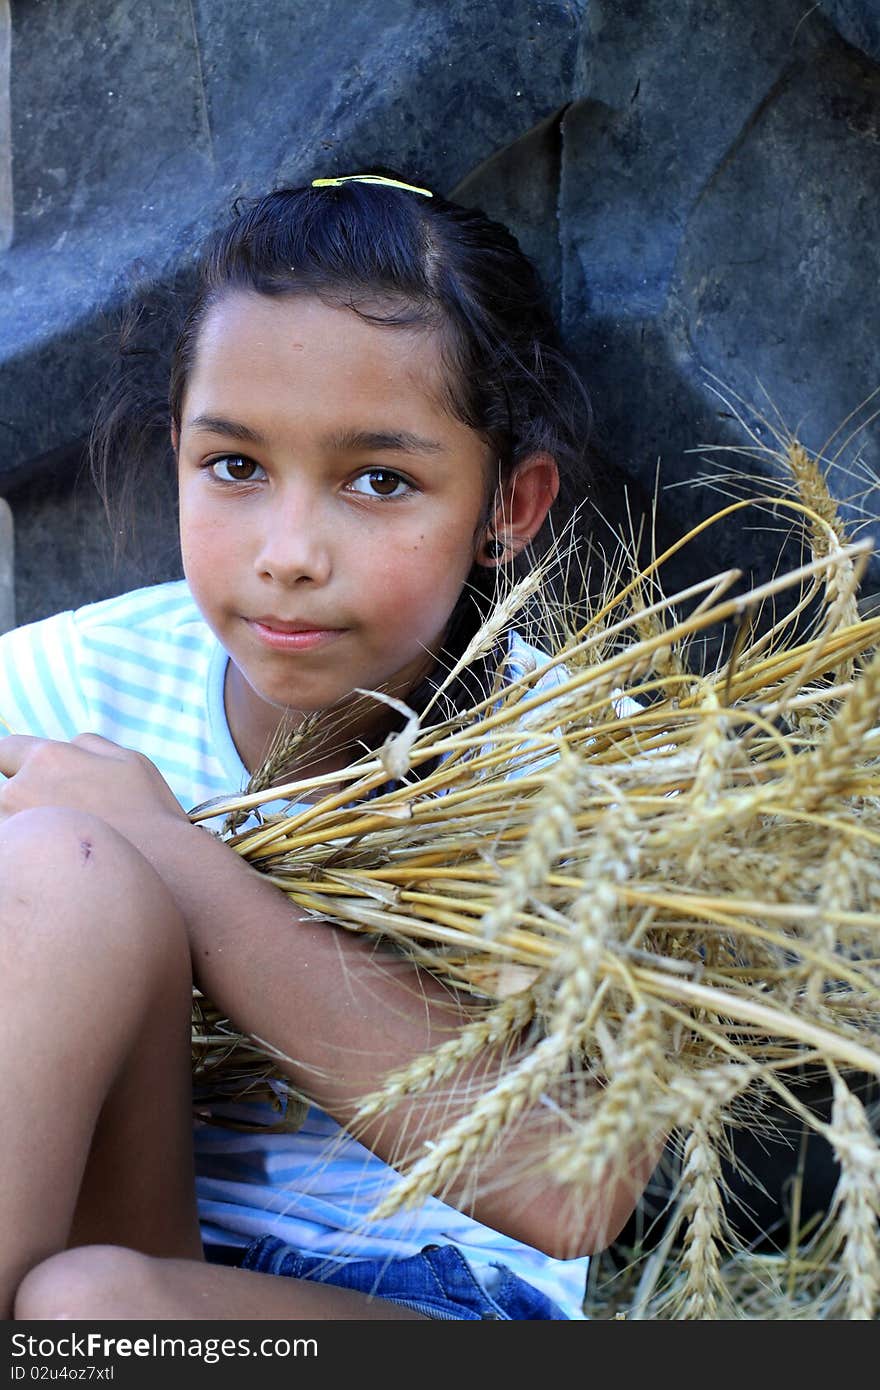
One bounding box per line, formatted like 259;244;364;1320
137;814;658;1258
0;733;659;1258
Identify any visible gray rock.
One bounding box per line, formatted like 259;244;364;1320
0;496;13;634
818;0;880;62
1;0;581;485
1;0;877;626
557;0;879;595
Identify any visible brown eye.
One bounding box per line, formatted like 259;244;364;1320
211;456;265;482
350;469;410;498
370;471;401;495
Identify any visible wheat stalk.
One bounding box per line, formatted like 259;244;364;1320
182;414;880;1316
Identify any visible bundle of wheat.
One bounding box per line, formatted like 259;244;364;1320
191;410;880;1318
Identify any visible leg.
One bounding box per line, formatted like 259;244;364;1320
15;1247;425;1320
0;807;201;1316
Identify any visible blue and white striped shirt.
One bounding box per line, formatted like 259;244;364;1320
0;580;588;1317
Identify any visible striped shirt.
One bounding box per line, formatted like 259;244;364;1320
0;580;589;1318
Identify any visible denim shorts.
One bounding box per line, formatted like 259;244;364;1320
240;1235;568;1320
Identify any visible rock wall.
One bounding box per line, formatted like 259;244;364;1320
1;0;878;626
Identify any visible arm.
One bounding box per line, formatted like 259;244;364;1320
0;733;658;1258
150;815;660;1257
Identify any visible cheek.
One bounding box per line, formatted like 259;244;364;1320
177;490;201;552
367;535;473;627
177;517;209;574
179;495;240;564
178;516;233;599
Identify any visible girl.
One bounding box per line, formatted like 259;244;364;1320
0;173;655;1321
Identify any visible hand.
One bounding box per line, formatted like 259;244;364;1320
0;733;188;847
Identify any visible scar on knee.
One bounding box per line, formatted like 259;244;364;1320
79;838;94;865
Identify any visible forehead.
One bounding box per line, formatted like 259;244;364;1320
184;291;456;426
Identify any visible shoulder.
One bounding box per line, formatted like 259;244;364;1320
67;580;219;724
506;630;568;694
1;579;204;648
0;601;84;738
70;579;205;639
66;580;215;676
506;629;640;717
29;579;214;685
0;580;213;741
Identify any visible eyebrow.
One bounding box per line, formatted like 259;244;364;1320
326;427;446;456
186;415;446;456
186;415;268;446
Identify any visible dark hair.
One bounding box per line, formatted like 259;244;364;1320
167;179;591;517
91;172;595;729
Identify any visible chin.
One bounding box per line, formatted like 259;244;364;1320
253;674;359;715
254;684;337;715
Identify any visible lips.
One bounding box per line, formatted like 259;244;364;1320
247;617;346;652
252;616;337;634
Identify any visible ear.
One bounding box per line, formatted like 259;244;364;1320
170;420;180;455
477;452;560;567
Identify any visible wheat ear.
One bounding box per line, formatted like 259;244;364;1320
350;988;538;1125
551;1004;666;1195
478;744;581;941
676;1119;729;1319
789;646;880;810
826;1076;880;1320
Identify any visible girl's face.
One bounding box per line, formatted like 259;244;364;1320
176;291;493;766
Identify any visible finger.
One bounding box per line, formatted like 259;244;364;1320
0;734;46;779
71;732;128;756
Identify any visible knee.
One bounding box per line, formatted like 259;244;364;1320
0;807;185;962
14;1245;164;1320
0;807;133;899
1;805;132;875
0;804;99;861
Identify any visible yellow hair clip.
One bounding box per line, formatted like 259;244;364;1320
311;174;433;198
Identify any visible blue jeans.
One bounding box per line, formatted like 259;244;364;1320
240;1235;568;1320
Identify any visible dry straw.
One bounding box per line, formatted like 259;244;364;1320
190;397;880;1318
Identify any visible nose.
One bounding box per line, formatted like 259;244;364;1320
253;484;332;587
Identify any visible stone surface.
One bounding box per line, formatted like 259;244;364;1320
819;0;880;62
2;0;584;624
0;1;11;252
4;445;182;628
1;0;877;629
1;0;581;481
0;496;13;634
558;0;880;597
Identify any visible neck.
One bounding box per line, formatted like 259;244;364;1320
223;592;490;790
223;660;427;789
